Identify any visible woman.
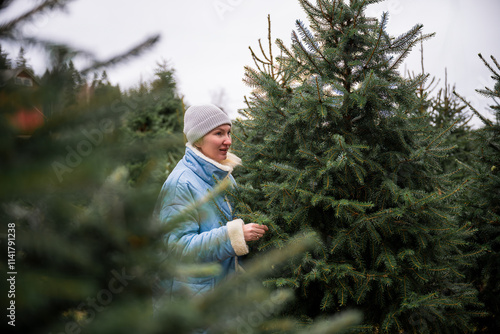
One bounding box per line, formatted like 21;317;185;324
153;104;268;310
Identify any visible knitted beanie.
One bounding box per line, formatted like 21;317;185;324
183;104;232;144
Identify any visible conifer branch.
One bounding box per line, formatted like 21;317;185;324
476;86;497;98
412;193;437;207
478;53;500;78
298;0;315;15
425;119;459;150
439;179;469;201
292;30;324;76
317;0;336;31
80;35;160;75
243;95;251;109
454;160;479;177
257;40;273;77
0;0;72;36
419;34;428;90
248;47;266;73
296;19;331;66
248;48;267;67
331;0;338;13
258;39;272;64
267;15;275;79
363;12;386;70
491;55;500;73
247;17;284;82
276;38;299;67
243;66;262;88
231;130;250;148
387;44;412;72
453;91;493;127
337;5;344;24
272;101;286;117
388;28;434;72
352;0;367;29
315;77;323;103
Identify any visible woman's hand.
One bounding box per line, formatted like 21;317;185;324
243;223;269;242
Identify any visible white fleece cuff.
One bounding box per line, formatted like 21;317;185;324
227;219;249;256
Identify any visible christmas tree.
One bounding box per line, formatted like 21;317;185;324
427;70;474;181
15;47;32;71
121;61;186;185
455;54;500;332
233;1;483;332
0;44;12;69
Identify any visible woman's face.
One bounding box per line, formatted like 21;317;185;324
196;124;232;162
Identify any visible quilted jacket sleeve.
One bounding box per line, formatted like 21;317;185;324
158;179;248;263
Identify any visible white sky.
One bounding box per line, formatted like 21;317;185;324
2;0;499;125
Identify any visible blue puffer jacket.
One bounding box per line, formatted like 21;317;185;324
153;143;249;304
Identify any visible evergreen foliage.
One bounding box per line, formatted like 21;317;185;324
426;70;474;180
456;54;500;332
0;44;11;69
0;1;362;333
40;46;93;116
15;46;31;70
428;71;470;131
121;62;186;185
233;1;483;332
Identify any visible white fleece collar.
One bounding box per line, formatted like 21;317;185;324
186;143;242;173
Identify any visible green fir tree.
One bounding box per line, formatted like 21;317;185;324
121;62;185;185
15;46;32;70
427;70;474;180
233;1;483;332
40;46;90;116
455;54;500;332
0;44;11;69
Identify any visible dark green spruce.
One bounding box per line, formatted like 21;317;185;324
456;54;500;332
233;1;484;332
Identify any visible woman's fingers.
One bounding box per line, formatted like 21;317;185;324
253;224;268;232
242;223;269;242
252;224;268;240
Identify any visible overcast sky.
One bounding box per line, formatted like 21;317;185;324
2;0;499;126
